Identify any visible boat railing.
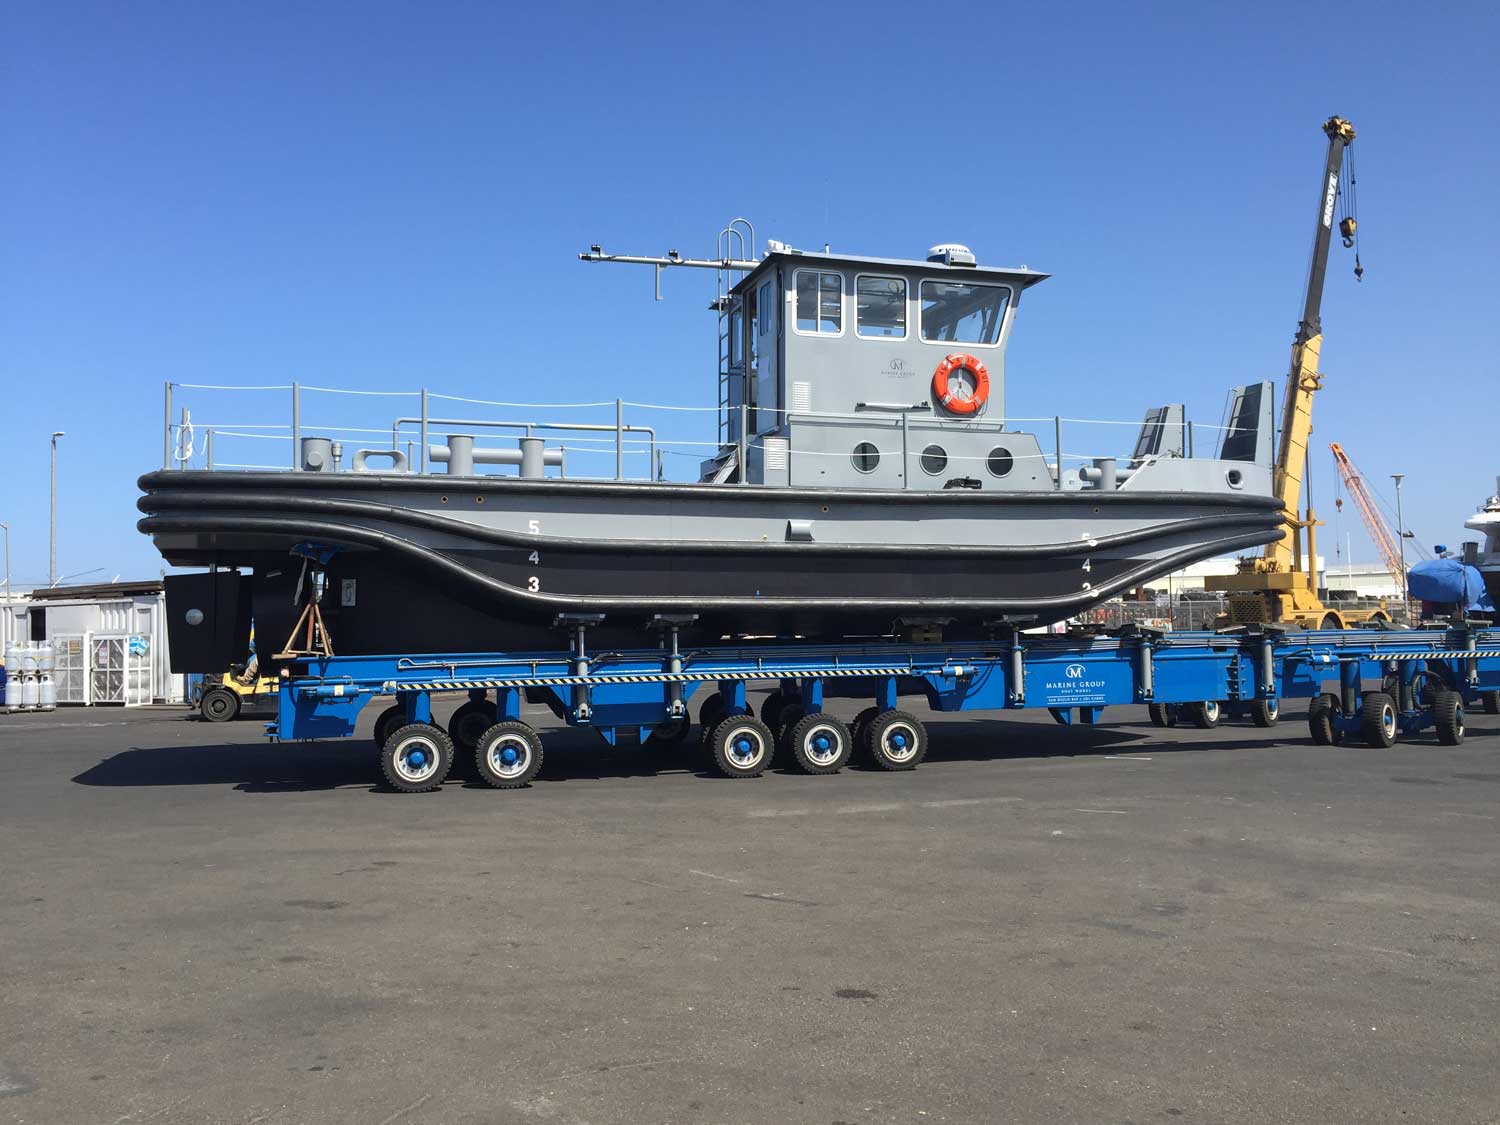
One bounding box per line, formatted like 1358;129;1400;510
160;380;1243;490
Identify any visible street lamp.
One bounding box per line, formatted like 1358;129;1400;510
0;520;10;616
1391;473;1408;612
50;431;65;586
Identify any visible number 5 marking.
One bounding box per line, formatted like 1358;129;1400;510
528;519;541;534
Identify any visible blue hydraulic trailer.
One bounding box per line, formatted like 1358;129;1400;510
268;619;1500;792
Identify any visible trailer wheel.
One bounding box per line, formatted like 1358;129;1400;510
475;721;544;788
1359;691;1398;748
448;699;498;750
787;714;853;775
381;724;454;793
759;690;792;734
1186;700;1221;729
773;705;805;762
372;704;407;750
1308;694;1344;745
866;710;927;771
1147;703;1176;728
1249;698;1280;727
1433;691;1465;746
710;716;774;779
200;687;240;723
698;693;727;742
1482;690;1500;716
646;715;692;746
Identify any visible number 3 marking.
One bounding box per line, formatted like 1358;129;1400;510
527;576;540;592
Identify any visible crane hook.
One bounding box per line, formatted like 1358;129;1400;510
1353;255;1364;283
1338;216;1357;249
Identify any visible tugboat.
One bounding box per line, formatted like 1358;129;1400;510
139;229;1285;667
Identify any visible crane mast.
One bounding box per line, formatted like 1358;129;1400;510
1203;116;1380;628
1267;115;1357;575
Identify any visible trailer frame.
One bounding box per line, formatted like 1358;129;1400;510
267;620;1500;791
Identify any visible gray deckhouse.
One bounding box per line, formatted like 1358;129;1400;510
581;228;1274;497
711;244;1051;491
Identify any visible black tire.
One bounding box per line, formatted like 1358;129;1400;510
709;715;775;779
1434;691;1465;746
1308;693;1344;746
646;715;692;746
447;698;498;751
773;704;806;762
1186;700;1221;729
1321;613;1344;631
1147;702;1176;728
786;713;853;775
697;692;727;744
1482;690;1500;716
372;703;408;751
1249;698;1280;728
1359;691;1398;749
199;687;240;723
380;723;454;793
474;721;544;788
866;710;927;772
851;705;880;741
759;690;792;734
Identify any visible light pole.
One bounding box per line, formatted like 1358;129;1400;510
1;520;10;616
50;431;65;586
1391;473;1408;612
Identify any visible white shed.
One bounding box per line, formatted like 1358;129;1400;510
15;580;184;705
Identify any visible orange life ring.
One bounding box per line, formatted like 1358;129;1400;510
931;353;990;415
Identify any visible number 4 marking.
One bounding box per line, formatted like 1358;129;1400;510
528;550;540;565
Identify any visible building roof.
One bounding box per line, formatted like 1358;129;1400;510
28;579;164;602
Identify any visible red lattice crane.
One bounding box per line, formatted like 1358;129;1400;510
1329;442;1405;591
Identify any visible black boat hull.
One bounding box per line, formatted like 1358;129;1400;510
138;471;1285;657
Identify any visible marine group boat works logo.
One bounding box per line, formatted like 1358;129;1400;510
1045;662;1107;691
881;357;912;379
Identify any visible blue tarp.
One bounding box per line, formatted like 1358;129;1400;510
1408;557;1494;611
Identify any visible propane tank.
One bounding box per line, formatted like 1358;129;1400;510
38;671;56;711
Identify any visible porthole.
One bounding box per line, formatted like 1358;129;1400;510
851;442;880;473
1226;468;1244;488
986;447;1014;477
920;444;948;475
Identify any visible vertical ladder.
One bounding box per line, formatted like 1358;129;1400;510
715;219;755;450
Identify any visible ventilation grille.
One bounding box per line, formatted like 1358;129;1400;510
763;436;789;471
790;382;811;413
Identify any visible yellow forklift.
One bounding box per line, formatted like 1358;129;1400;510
195;646;278;722
1205;116;1388;629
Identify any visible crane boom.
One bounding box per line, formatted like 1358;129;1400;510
1202;116;1381;629
1330;443;1406;591
1267;115;1357;573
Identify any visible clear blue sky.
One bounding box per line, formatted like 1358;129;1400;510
3;0;1497;587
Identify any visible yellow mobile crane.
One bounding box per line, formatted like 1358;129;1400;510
1205;115;1386;629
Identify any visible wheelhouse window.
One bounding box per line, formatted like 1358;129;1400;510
856;275;907;339
920;280;1010;346
758;281;774;335
795;270;843;335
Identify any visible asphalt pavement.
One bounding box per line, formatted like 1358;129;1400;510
1;698;1498;1123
